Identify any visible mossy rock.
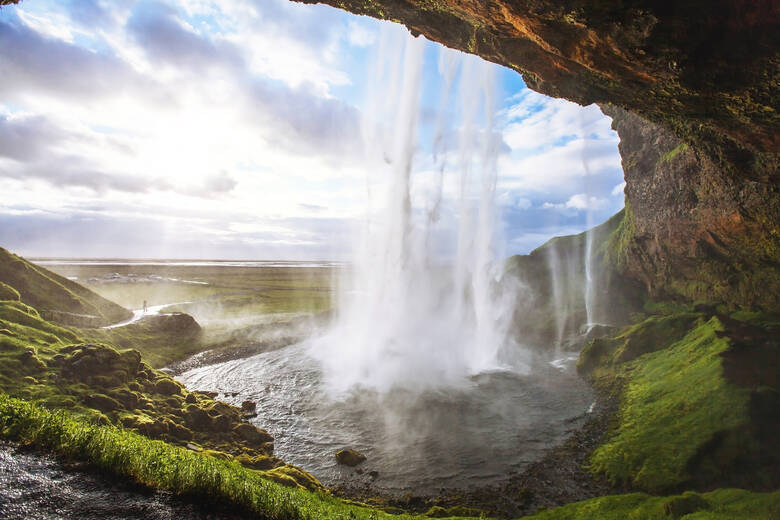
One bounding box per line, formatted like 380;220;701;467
154;378;183;396
335;448;366;467
84;393;121;413
662;492;710;518
183;404;211;430
235;453;277;470
233;423;273;448
110;389;139;410
264;465;322;491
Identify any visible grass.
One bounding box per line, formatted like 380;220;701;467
587;316;751;492
0;247;131;325
524;489;780;520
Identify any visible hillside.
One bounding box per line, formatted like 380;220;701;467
0;248;132;327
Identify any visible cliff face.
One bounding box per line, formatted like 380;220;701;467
298;0;779;310
603;106;779;311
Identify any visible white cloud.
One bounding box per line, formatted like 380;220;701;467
347;19;377;47
611;181;626;196
541;194;609;212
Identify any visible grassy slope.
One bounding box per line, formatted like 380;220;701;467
588;317;749;491
0;248;131;325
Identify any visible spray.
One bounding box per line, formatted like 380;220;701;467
310;26;519;395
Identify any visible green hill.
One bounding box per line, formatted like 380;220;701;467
0;247;131;326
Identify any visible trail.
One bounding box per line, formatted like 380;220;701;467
102;301;191;329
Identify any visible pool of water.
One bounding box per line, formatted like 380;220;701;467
178;341;592;495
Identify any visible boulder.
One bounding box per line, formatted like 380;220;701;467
154;378;183;396
335;448;366;467
233;423;274;447
183;404;211;430
84;393;121;413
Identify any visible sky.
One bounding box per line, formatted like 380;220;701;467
0;0;626;260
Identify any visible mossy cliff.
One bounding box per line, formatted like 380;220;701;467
297;0;779;312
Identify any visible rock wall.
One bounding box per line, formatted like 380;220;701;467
603;105;779;311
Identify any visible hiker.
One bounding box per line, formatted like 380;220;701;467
143;300;148;313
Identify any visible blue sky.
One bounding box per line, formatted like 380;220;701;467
0;0;625;260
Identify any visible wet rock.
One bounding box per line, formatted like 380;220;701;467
241;400;256;414
335;448;366;467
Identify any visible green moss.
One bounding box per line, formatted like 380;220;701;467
523;489;780;519
659;143;689;164
604;203;635;271
578;312;699;376
588;317;750;491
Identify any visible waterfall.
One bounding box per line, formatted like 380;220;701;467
582;111;596;330
310;26;519;395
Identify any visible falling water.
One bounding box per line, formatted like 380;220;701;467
581;112;596;330
310;27;520;395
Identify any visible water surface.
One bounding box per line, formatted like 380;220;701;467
179;341;592;495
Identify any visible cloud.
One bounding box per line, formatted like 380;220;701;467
503;90;615;151
611;181;626;196
347;19;376;47
0;15;159;103
66;0;112;28
127;1;243;70
0;114;67;161
541;194;609;212
498;137;622;194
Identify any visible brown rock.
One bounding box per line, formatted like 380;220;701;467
335;448;366;467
